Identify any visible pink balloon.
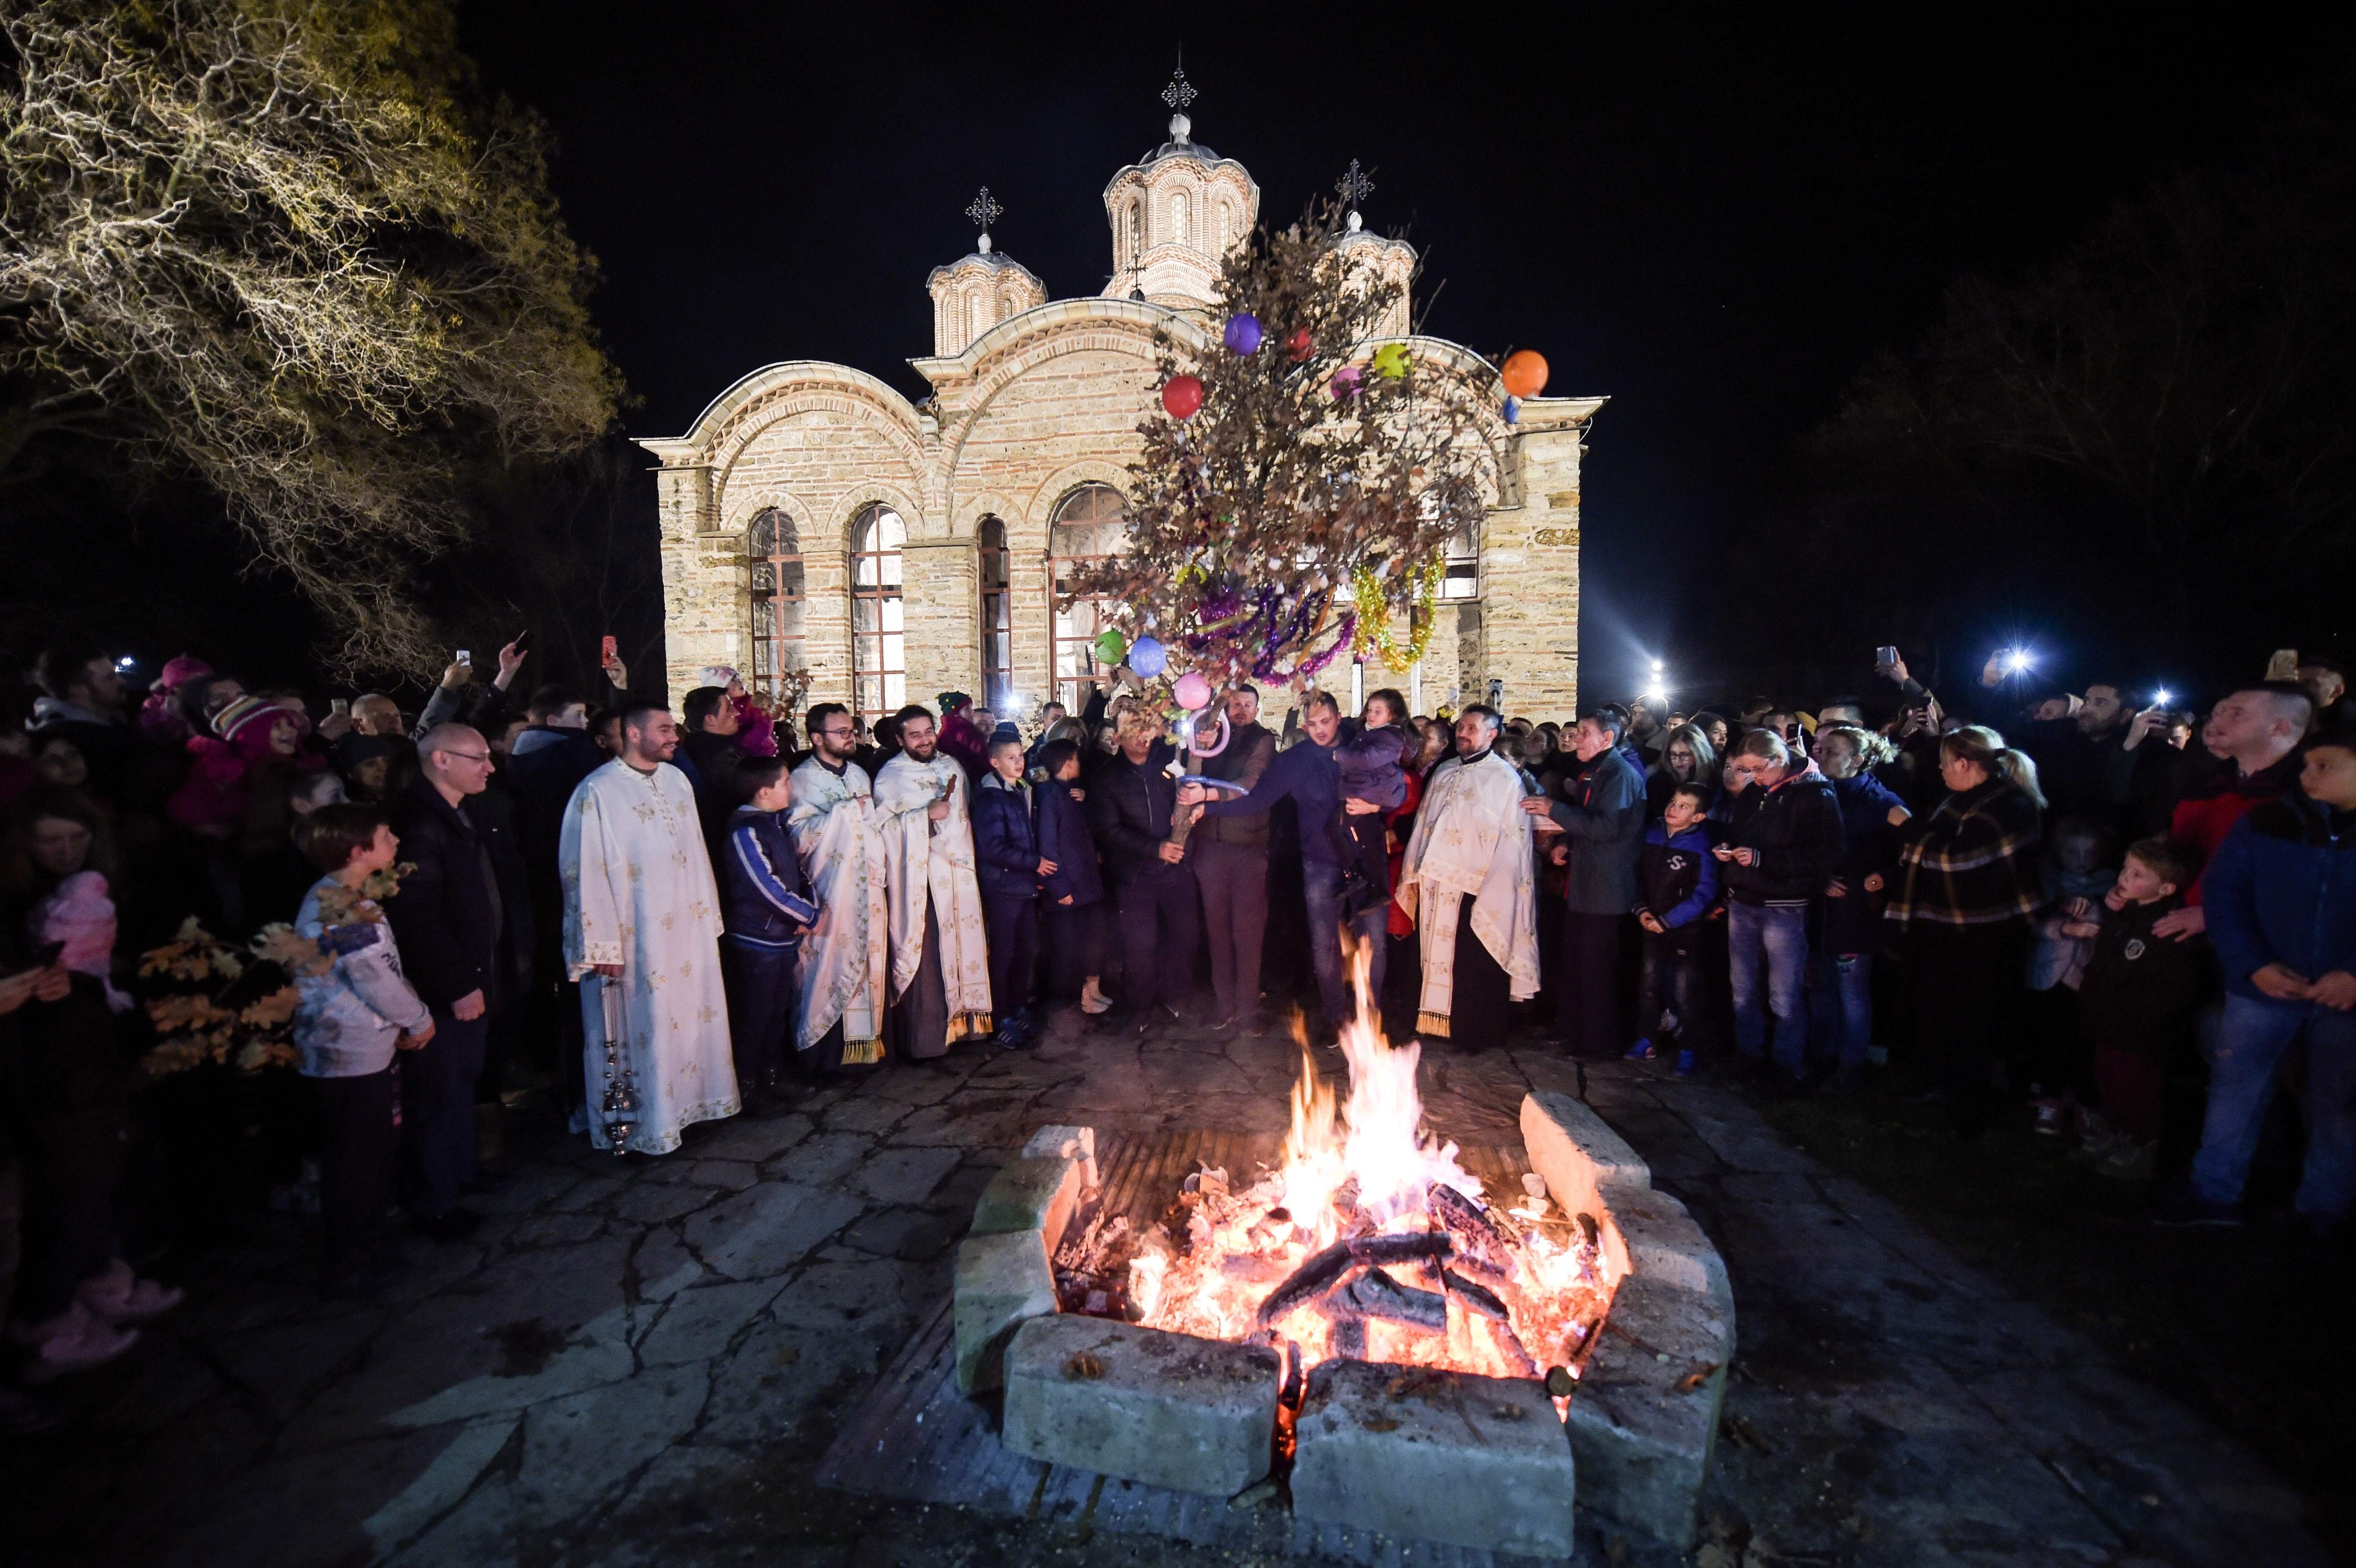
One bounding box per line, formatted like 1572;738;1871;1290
1173;671;1213;710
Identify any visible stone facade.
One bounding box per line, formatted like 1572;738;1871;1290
641;106;1604;724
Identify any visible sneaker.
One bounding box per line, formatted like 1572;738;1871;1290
2151;1186;2242;1228
15;1303;139;1383
1624;1038;1659;1061
1674;1049;1698;1079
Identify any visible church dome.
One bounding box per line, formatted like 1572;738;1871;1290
1101;76;1259;310
927;189;1047;356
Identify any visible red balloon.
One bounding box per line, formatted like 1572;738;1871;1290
1500;349;1549;400
1161;374;1204;420
1287;328;1313;362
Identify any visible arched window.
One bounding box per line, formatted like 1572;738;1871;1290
1170;191;1189;247
1217;200;1233;251
849;503;906;720
1048;484;1129;708
977;516;1013;713
747;508;805;693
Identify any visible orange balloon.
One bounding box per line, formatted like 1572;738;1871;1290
1501;349;1549;400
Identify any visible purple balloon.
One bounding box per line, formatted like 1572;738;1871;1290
1331;365;1362;401
1223;313;1264;355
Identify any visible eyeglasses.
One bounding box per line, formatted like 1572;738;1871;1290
817;727;854;739
443;750;493;764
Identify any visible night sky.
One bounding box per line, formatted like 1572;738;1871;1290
458;4;2355;707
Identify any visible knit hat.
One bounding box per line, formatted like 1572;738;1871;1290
938;691;971;714
156;653;214;694
213;695;308;758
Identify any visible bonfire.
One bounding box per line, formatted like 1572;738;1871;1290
1051;944;1617;1386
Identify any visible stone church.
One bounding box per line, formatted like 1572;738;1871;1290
640;84;1603;724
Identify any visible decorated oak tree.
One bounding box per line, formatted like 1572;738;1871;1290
1073;198;1500;696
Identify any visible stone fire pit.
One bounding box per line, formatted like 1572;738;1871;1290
951;1099;1734;1553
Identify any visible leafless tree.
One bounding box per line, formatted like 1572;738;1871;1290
0;0;622;672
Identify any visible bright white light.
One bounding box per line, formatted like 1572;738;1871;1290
2153;688;2173;708
2006;649;2033;674
1644;687;1668;704
1650;658;1664;673
115;656;134;669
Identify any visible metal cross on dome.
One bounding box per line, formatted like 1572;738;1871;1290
965;186;1002;234
1337;160;1375;211
1162;65;1197;112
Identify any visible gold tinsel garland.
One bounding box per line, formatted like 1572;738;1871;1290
1351;559;1443;673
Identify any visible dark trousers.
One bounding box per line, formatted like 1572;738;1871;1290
1043;898;1104;1002
984;893;1040;1018
1636;930;1706;1047
399;1012;489;1219
1192;838;1269;1022
1447;893;1515;1048
1910;921;2029;1136
1116;867;1200;1015
1555;909;1626;1057
722;940;797;1086
314;1066;399;1264
12;1108;123;1324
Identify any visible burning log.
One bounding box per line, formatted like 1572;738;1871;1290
1439;1268;1510;1323
1347;1230;1452;1268
1256;1240;1357;1325
1340;1267;1449;1331
1428;1183;1516;1279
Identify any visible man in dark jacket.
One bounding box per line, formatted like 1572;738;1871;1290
386;724;526;1237
1523;711;1647;1058
504;686;607;1103
1090;714;1199;1032
2164;736;2356;1231
1716;729;1844;1088
1184;692;1372;1032
29;642;141;804
680;686;743;850
1189;685;1276;1034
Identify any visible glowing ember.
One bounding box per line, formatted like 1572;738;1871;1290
1074;943;1616;1383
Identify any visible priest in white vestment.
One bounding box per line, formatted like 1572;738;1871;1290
786;704;891;1070
1396;706;1541;1045
561;702;739;1153
873;707;994;1057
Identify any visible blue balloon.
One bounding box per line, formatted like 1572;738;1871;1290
1129;635;1167;677
1502;395;1520;425
1223;314;1264;355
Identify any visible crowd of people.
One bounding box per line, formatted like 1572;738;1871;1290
3;632;2353;1417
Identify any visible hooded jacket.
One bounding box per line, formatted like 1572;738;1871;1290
1634;820;1719;944
1721;762;1844;907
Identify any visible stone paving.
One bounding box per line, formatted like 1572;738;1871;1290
5;1016;2331;1568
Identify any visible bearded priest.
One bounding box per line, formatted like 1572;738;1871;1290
1395;704;1542;1046
787;702;890;1073
873;705;994;1058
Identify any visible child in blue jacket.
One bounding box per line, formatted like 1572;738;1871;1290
973;734;1046;1044
1627;783;1721;1077
2168;736;2356;1230
720;756;815;1103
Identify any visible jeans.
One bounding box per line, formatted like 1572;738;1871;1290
1807;952;1875;1067
314;1066;398;1264
2191;995;2356;1217
1303;860;1388;1026
399;1012;488;1220
1729;902;1810;1071
721;939;797;1086
1636;931;1703;1046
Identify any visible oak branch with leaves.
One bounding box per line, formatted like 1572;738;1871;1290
1072;199;1499;691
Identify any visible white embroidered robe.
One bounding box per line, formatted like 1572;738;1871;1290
560;758;738;1153
785;756;890;1064
1397;750;1542;1035
873;751;994;1042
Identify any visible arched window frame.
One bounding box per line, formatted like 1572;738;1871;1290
976;515;1014;714
1441;519;1481;600
1170;189;1189;248
747;508;805;694
1047;484;1130;709
849;502;907;720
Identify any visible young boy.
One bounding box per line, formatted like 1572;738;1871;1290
972;733;1046;1045
2025;819;2118;1135
1033;738;1108;1016
2074;836;2207;1180
720;756;816;1104
1627;783;1721;1078
290;803;436;1294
